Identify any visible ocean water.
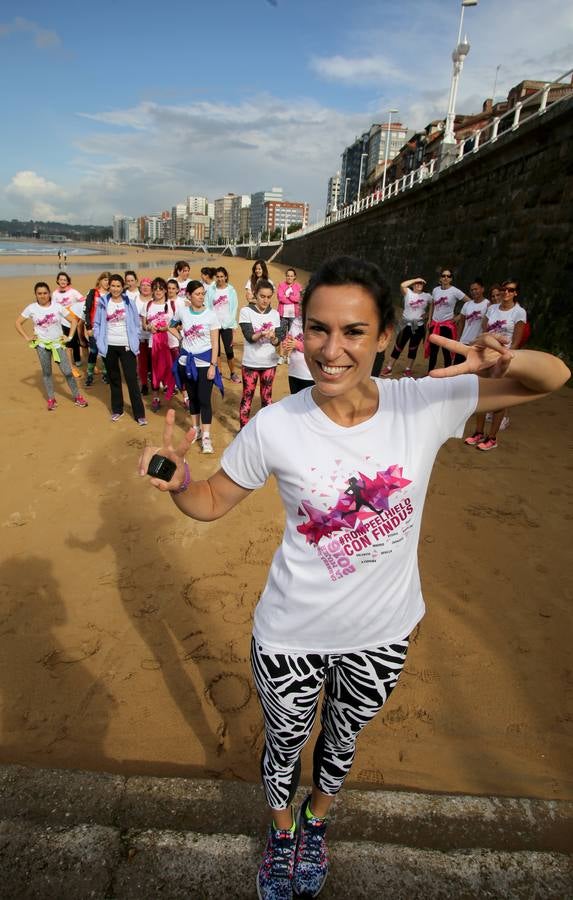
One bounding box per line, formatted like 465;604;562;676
0;241;102;256
0;257;209;279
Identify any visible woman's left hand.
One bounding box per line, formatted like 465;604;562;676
429;332;514;379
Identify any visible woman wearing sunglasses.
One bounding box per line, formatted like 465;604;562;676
426;269;470;372
464;279;526;451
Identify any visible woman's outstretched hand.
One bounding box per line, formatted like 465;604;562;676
429;332;514;379
138;408;197;492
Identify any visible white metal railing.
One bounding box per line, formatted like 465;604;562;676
286;66;572;241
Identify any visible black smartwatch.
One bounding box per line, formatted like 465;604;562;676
147;454;177;482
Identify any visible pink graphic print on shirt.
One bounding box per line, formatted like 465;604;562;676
253;323;273;342
433;296;450;309
408;297;427;310
183;323;206;342
465;309;483;324
147;311;169;329
36;313;59;329
296;463;414;582
107;307;125;324
213;293;228;308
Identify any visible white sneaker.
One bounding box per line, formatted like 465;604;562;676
499;416;510;431
201;435;213;454
191;427;202;445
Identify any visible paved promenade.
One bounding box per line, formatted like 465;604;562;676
1;764;572;898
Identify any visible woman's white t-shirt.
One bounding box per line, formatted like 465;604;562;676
21;302;70;344
431;285;465;323
459;299;489;344
173;303;219;367
287;317;312;382
485;303;526;345
240;306;280;369
52;287;85;320
145;300;179;349
106;300;129;346
221;374;478;654
401;289;431;327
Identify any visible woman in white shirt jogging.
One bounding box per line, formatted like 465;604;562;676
138;256;569;900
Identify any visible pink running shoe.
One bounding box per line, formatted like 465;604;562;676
464;432;484;446
476;436;497;451
74;394;88;407
47;398;57;411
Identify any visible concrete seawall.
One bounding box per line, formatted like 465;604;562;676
279;97;573;362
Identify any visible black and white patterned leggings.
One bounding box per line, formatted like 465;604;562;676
250;637;409;810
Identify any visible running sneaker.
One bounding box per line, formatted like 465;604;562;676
476;436;497;451
111;412;124;422
230;372;241;384
257;823;297;900
191;427;202;445
84;373;94;387
151;397;161;412
293;796;329;898
464;432;484;446
381;366;393;376
201;435;213;454
74;394;88;407
403;367;413;377
499;416;510;431
47;398;57;412
137;418;148;427
277;357;285;365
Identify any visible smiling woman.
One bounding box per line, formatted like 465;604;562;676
138;255;570;900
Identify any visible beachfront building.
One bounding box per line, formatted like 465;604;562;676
214;193;236;243
265;199;308;235
250;187;283;239
326;172;341;215
187;195;208;215
365;121;409;183
340;133;370;206
145;216;163;243
230;194;250;243
171;204;187;243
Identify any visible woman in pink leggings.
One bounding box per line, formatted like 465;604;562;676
238;279;286;428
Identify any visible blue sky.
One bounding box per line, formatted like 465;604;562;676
1;0;571;224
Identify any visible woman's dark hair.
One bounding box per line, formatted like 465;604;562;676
173;260;190;277
56;271;71;285
125;269;137;280
302;256;394;334
151;277;168;292
34;281;51;293
201;266;216;278
109;273;125;287
250;259;269;286
185;280;204;296
215;266;228;280
254;278;274;296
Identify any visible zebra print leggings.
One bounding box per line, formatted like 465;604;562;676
250;637;409;810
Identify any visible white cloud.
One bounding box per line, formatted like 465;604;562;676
310;55;413;85
4;170;76;222
0;17;61;49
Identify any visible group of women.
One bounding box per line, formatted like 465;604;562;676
15;259;309;453
139;255;569;900
381;269;529;450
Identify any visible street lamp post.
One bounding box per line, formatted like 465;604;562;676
343;177;351;205
381;108;399;199
442;0;478;146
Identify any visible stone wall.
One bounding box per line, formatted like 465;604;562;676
279;97;573;361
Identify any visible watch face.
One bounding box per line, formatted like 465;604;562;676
147;454;177;482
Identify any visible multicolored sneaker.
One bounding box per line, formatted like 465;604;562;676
257;823;297;900
230;372;241;384
293;796;329;898
47;398;57;412
190;427;202;445
381;365;393;376
476;436;498;452
464;431;484;446
151;397;161;412
403;367;413;377
74;394;88;407
111;412;124;422
201;434;213;454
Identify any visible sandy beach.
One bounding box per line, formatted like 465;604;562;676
1;247;571;801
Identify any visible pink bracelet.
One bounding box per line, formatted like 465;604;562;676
172;461;190;494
